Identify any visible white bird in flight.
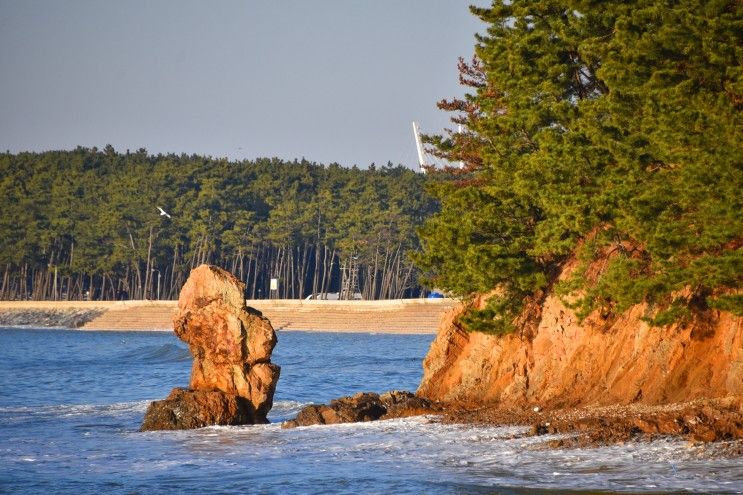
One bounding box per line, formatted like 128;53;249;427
157;206;172;219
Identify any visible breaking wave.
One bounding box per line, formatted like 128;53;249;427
117;343;191;364
0;400;151;421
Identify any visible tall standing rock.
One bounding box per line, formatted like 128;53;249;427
141;264;280;430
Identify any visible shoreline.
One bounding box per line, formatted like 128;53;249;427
0;298;458;334
438;395;743;448
0;326;437;335
278;389;743;450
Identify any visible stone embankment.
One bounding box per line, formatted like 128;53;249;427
0;301;174;329
0;304;104;328
250;299;457;333
0;298;457;333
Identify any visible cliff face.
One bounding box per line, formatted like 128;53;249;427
418;269;743;409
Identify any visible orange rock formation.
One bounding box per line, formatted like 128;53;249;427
174;264;280;419
418;264;742;410
141;264;280;430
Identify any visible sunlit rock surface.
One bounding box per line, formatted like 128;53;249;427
418;257;743;411
141;264;280;430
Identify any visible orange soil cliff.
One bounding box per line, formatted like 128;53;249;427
418;264;742;410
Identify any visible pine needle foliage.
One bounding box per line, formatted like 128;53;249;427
415;0;742;334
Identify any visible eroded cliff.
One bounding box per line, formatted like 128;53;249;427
418;263;742;410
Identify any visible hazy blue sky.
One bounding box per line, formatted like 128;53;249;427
0;1;486;169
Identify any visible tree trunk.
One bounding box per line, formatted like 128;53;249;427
52;266;58;301
144;226;153;299
298;244;309;299
170;242;179;296
0;264;9;299
134;261;142;300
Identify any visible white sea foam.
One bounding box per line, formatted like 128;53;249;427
268;399;307;417
263;417;743;493
0;400;151;419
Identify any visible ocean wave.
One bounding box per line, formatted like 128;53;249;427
267;399;309;422
117;343;192;364
271;400;306;413
0;399;152;419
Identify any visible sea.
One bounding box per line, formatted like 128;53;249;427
0;328;741;495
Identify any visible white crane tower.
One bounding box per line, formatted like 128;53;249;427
412;121;466;173
412;121;429;174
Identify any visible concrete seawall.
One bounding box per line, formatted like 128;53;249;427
0;299;459;334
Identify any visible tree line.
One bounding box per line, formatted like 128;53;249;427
0;147;436;301
416;0;742;333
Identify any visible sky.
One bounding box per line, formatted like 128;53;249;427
0;1;486;169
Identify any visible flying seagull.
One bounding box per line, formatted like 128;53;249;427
157;206;171;219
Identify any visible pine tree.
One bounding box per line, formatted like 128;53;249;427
416;0;742;333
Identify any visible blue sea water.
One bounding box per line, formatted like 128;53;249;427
0;327;741;495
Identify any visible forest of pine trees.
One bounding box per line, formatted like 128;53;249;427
0;147;436;301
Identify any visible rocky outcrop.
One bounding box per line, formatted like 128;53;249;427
141;265;280;430
418;261;743;411
443;395;743;446
140;387;258;430
281;391;436;428
0;308;103;328
533;396;743;445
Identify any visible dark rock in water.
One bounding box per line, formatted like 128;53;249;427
380;390;436;419
282;390;436;429
140;387;261;431
141;264;280;431
331;392;387;422
292;405;339;426
282;393;385;428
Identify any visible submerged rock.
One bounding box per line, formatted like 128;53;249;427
141;265;280;431
281;390;436;429
536;397;743;446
